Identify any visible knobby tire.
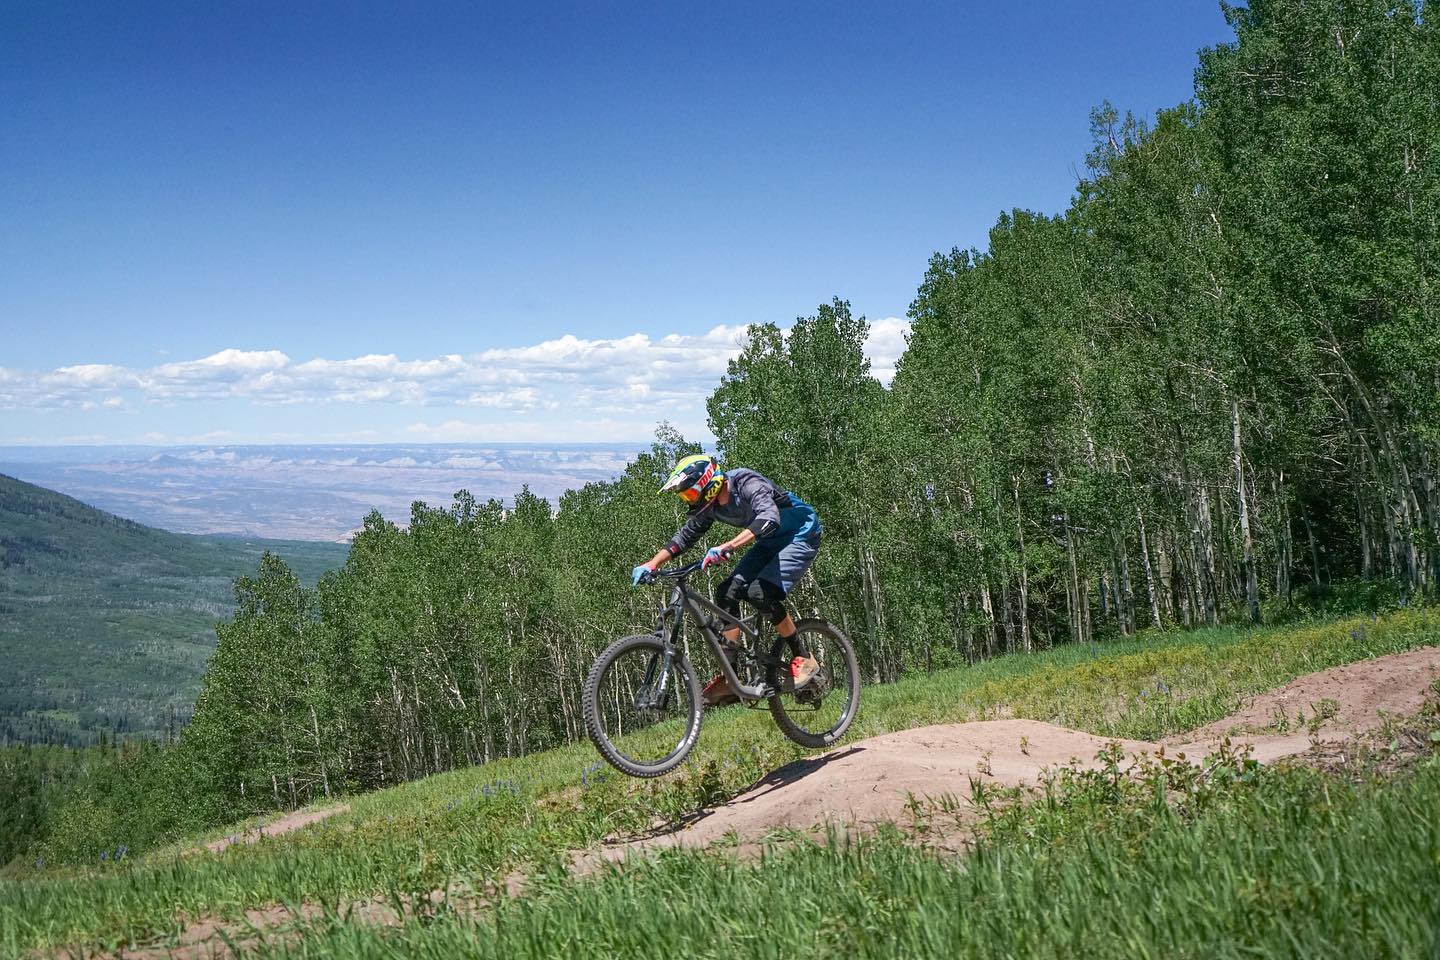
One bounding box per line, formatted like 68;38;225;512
583;633;703;778
766;618;861;749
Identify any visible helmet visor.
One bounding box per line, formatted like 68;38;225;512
678;485;701;504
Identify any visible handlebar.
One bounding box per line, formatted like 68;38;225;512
643;560;704;582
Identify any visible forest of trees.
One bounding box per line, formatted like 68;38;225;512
12;0;1438;862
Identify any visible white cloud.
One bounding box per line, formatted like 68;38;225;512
291;353;467;381
52;363;134;387
461;387;545;409
866;317;911;386
151;349;290;381
406;418;659;443
0;318;912;438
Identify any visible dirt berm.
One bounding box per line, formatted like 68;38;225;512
592;646;1440;860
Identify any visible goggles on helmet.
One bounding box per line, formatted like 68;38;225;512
661;454;722;505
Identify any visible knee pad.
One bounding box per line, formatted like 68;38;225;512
716;575;745;616
744;579;789;625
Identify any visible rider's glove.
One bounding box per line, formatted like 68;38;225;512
702;545;734;570
631;564;655;587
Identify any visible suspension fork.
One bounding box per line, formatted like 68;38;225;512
637;589;686;711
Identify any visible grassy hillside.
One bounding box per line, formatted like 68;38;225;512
3;607;1436;957
0;474;347;744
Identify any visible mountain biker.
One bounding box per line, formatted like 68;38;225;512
633;454;822;707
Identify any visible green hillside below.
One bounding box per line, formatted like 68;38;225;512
3;607;1436;958
0;474;347;745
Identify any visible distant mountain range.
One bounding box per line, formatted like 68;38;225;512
0;442;645;541
0;474;348;745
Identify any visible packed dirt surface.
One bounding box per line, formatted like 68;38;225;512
203;804;350;854
595;646;1440;860
1171;646;1440;760
588;721;1154;861
85;891;440;960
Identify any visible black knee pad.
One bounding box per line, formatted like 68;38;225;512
716;575;745;617
744;579;789;625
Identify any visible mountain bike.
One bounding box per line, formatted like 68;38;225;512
582;559;861;778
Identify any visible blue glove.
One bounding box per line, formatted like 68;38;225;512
632;564;654;587
702;546;734;570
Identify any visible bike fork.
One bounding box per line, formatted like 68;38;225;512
636;609;682;712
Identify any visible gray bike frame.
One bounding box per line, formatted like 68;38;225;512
653;567;780;702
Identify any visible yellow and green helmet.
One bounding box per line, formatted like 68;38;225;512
660;454;725;506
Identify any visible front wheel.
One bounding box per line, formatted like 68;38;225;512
766;618;860;748
583;634;703;778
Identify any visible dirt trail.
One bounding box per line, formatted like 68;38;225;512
588;721;1154;861
592;646;1440;860
92;891;441;960
203;804;350;854
1169;646;1440;761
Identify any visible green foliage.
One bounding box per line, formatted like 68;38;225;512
966;737;1265;850
880;0;1440;666
0;474;345;745
0;745;104;866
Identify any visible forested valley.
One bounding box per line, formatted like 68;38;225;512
0;475;345;748
7;0;1437;868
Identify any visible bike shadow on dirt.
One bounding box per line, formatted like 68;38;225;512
735;746;865;803
620;746;869;843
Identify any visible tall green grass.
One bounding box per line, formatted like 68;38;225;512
2;607;1436;956
253;759;1440;959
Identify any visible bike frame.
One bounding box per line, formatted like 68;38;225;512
649;562;785;702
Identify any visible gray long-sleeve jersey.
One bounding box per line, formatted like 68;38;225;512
665;468;819;556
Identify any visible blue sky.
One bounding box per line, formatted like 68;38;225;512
1;1;1232;445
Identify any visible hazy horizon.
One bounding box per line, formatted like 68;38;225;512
0;441;650;541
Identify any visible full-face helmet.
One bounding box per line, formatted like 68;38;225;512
659;454;725;506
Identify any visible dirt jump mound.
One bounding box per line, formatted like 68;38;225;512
599;646;1440;860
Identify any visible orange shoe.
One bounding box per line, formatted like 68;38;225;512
790;655;819;690
702;674;741;707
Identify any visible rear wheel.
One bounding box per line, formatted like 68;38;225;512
766;618;860;748
583;634;703;777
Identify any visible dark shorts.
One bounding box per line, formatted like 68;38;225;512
731;530;821;596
